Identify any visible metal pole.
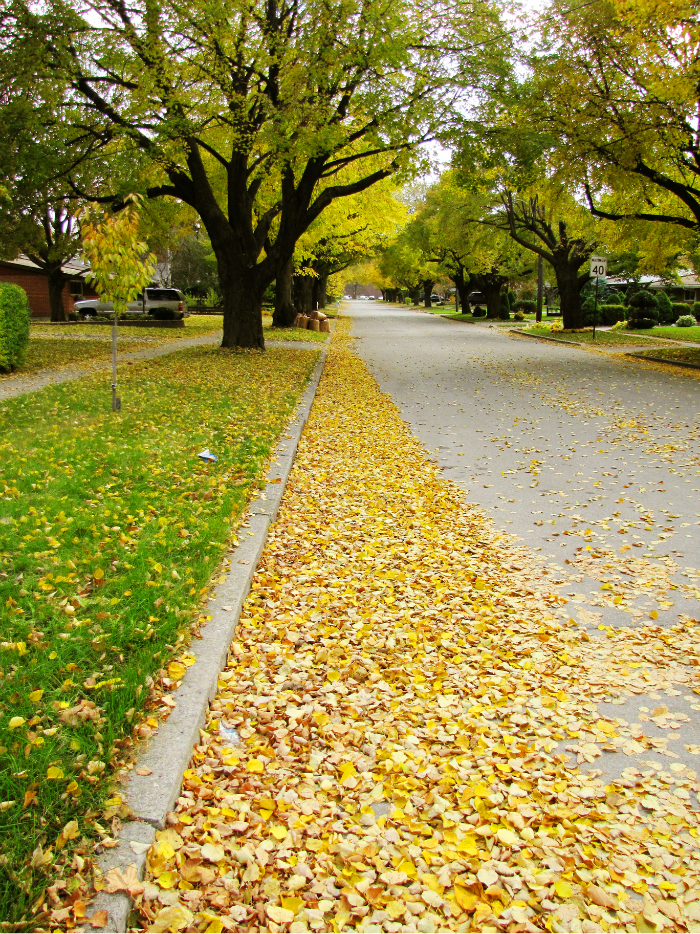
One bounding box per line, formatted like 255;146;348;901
536;255;543;323
111;311;118;411
592;276;599;341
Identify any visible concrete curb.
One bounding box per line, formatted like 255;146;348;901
625;351;700;372
83;341;329;932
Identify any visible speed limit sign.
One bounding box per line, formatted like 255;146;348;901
590;255;607;278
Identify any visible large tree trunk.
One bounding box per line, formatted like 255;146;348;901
273;256;296;327
294;275;314;314
423;279;435;308
313;273;328;309
554;262;584;329
450;270;470;314
483;281;502;319
48;266;68;322
410;287;420;306
220;268;265;349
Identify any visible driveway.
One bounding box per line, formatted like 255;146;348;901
348;300;700;778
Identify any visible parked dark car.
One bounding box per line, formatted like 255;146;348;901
467;291;486;305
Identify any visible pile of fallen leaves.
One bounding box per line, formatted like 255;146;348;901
135;319;700;933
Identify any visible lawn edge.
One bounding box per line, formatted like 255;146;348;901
507;328;585;348
81;341;330;933
625;351;700;371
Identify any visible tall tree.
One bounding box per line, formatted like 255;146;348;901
529;0;700;234
6;0;508;347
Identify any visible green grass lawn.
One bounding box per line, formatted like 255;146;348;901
32;314;224;343
633;346;700;367
0;344;318;924
630;325;700;343
0;337;153;380
528;327;663;346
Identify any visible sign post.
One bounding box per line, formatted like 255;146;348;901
589;255;607;340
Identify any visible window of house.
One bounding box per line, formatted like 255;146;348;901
70;280;84;298
684;290;697;302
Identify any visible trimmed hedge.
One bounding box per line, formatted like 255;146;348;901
514;299;536;313
600;304;627;325
671;302;692;319
0;283;30;373
472;306;486;317
656;291;675;325
628;290;659;329
498;292;511;321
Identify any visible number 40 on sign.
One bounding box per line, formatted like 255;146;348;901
590;255;607;278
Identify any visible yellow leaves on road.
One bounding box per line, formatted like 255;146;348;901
135;319;700;932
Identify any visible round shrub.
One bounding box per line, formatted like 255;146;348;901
0;283;30;372
628;290;659;329
693;303;700;318
676;314;698;327
513;310;525;321
600;304;626;326
655;290;675;324
602;292;624;306
514;299;536;314
632;318;657;329
671;302;692;320
472;306;486;317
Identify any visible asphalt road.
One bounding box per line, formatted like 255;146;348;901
347;300;700;779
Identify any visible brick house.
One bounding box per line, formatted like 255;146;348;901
0;255;98;318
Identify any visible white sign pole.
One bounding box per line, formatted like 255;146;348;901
589;256;607;340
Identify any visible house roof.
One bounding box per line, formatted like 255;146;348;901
606;271;700;290
0;254;90;276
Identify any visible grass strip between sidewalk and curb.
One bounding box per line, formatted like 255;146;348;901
0;336;155;380
0;342;320;927
126;316;700;934
626;347;700;373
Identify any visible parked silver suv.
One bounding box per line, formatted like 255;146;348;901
75;287;188;317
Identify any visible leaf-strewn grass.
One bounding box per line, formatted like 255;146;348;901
0;344;318;924
630;325;700;343
633;346;700;366
528;327;663;346
0;336;153;380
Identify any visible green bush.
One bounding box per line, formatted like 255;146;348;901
472;306;486;317
148;305;184;320
508;289;517;307
628;290;659;329
520;289;536;301
693;303;700;318
600;304;627;326
602;293;624;306
655;291;675;324
513;310;525;321
514;299;536;313
0;283;30;373
498;292;511;320
676;314;698;327
671;302;692;319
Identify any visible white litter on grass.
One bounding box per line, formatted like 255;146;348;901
197;449;218;463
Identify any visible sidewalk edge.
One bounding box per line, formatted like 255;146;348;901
82;342;329;932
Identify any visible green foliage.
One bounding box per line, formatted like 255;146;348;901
671;302;692;318
628;290;659;311
654;290;674;324
600;304;627;325
80;196;156;316
498;291;511;320
520;289;536;300
472;306;486;317
0;283;30;372
515;299;536;312
676;314;697;327
507;289;517;306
